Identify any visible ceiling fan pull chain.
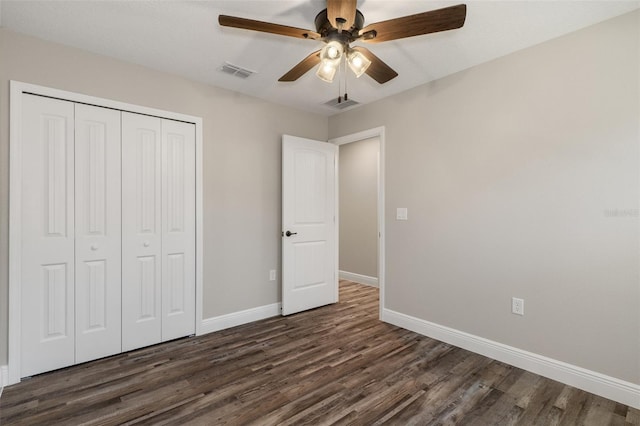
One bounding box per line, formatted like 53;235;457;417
345;59;348;101
341;56;345;102
337;56;343;103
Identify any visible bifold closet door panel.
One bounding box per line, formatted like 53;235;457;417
20;95;76;377
121;112;162;351
161;119;196;341
74;104;122;363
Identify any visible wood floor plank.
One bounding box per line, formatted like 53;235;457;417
1;280;637;425
628;408;640;424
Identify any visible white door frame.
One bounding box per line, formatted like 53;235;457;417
8;81;204;385
329;127;385;319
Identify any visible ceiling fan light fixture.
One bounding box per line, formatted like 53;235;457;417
316;59;338;82
320;40;344;62
347;49;371;78
219;3;467;85
317;41;344;82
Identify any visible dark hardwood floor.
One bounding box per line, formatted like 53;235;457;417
1;280;638;425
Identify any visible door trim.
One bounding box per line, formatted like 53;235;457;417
329;127;386;320
8;81;204;385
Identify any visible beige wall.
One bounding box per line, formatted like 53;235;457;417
329;11;640;384
339;137;378;278
0;28;328;365
2;9;639;388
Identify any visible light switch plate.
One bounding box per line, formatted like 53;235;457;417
396;208;408;220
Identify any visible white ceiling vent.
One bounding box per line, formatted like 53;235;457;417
324;97;359;110
220;62;256;79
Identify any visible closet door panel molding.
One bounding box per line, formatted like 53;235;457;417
74;104;122;363
19;94;76;377
161;120;196;341
121;112;163;352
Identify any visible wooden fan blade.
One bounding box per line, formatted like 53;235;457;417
351;46;398;84
279;50;322;82
219;15;321;40
360;4;466;43
327;0;357;30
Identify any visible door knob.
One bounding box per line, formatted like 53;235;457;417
284;231;297;237
143;241;150;247
90;244;98;251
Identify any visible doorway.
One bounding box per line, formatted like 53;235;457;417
330;127;385;318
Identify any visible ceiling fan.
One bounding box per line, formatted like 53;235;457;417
218;0;467;84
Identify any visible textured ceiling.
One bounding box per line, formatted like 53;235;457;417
1;0;638;116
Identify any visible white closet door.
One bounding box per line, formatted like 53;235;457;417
161;120;196;341
74;104;122;363
121;112;162;351
20;95;75;377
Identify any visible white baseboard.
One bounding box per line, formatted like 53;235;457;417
199;302;282;335
382;308;640;409
0;365;8;397
339;270;378;287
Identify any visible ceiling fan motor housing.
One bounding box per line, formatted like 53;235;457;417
314;8;365;44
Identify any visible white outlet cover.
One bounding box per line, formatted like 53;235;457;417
396;208;408;221
512;297;524;316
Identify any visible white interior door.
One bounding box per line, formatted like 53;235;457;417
20;94;76;377
161;119;196;341
281;135;338;316
74;104;122;363
121;112;162;351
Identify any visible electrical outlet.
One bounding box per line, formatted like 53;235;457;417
512;297;524;316
269;270;276;281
